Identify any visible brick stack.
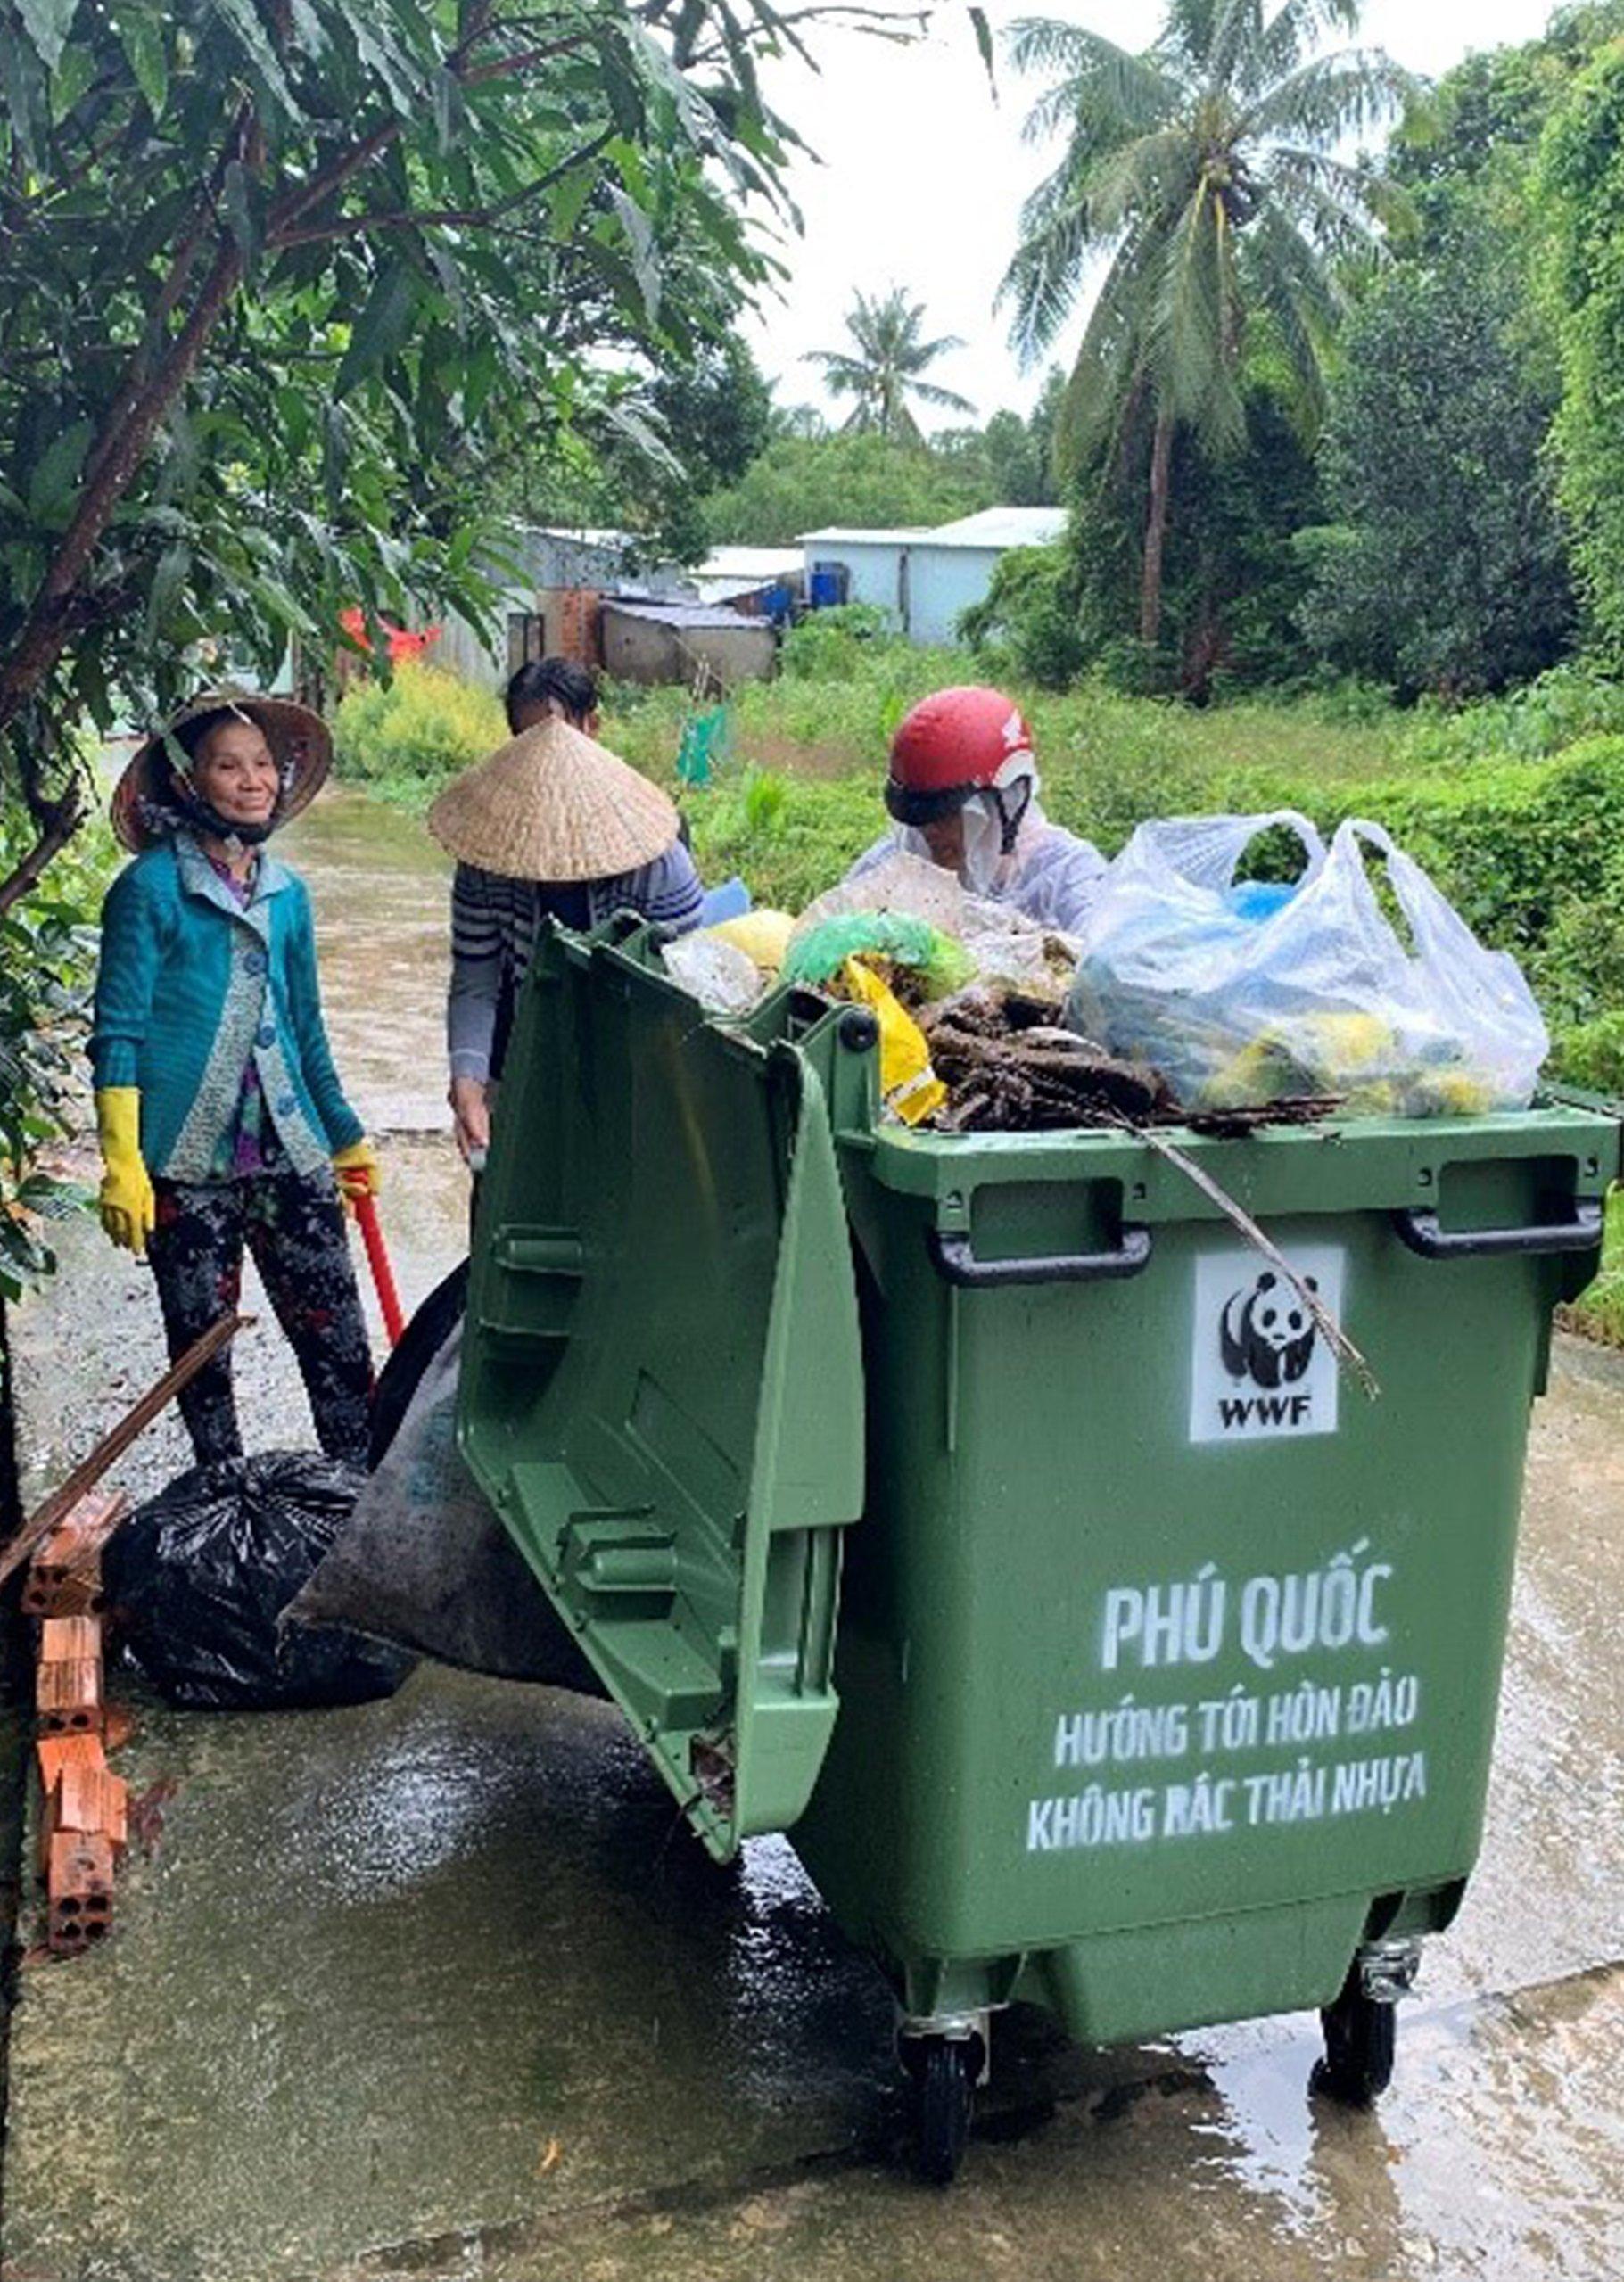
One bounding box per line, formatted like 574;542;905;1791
27;1491;131;1955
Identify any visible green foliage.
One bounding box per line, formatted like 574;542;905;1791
1561;1183;1624;1344
960;544;1088;690
501;338;776;566
1002;4;1409;641
1391;666;1624;767
1551;1014;1624;1096
0;0;853;890
804;288;974;442
332;665;504;790
703;431;993;547
680;770;879;912
1301;243;1573;696
1540;40;1624;664
0;810;111;1297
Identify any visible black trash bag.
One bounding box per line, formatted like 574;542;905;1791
103;1450;416;1710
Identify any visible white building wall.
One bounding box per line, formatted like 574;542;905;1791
905;547;1003;647
803;541;908;624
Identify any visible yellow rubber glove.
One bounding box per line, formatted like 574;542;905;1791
95;1087;155;1257
331;1136;381;1217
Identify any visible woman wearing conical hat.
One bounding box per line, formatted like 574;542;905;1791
90;692;379;1467
430;661;703;1165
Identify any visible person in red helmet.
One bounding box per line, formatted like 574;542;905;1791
845;685;1105;932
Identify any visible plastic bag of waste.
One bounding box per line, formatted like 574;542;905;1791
660;930;765;1015
781;911;975;1001
840;960;946;1125
103;1451;415;1710
1066;813;1548;1116
709;909;796;972
792;853;1078;993
287;1313;607;1693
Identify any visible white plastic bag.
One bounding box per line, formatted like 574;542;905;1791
1065;813;1548;1116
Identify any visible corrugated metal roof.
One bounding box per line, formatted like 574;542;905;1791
603;597;771;632
798;527;934;547
798;507;1066;552
697;546;804;581
919;507;1068;548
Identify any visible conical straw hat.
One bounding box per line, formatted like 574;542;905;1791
426;718;680;882
112;689;332;853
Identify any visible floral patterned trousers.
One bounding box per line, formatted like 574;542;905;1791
147;1164;375;1466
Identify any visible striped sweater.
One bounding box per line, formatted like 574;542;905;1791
446;848;705;1082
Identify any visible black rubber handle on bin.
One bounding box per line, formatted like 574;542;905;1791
1392;1199;1604;1261
926;1224;1154;1289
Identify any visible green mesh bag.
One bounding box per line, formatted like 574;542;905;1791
781;912;975;1000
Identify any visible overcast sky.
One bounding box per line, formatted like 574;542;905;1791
739;0;1561;425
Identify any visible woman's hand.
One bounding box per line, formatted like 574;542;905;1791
95;1087;155;1256
449;1075;490;1165
331;1137;381;1216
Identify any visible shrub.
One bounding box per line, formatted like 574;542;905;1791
333;664;504;790
1550;1012;1624;1096
1311;736;1624;950
1393;665;1624;769
960;546;1089;690
682;770;878;912
0;809;112;1295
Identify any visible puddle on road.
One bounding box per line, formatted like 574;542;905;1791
1175;1970;1624;2278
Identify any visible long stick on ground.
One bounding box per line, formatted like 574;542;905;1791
0;1312;253;1585
1132;1126;1380;1401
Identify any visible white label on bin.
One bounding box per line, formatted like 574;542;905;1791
1189;1244;1346;1445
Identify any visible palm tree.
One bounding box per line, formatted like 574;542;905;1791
1001;0;1411;644
804;288;976;443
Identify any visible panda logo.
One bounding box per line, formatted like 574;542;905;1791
1220;1271;1317;1390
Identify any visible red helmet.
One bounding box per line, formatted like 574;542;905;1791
886;686;1036;845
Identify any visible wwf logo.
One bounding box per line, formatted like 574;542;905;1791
1220;1271;1318;1391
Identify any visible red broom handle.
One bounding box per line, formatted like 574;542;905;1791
355;1192;406;1347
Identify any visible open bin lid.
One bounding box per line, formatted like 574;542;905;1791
458;922;866;1859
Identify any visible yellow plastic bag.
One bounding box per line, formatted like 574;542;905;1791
708;910;796;972
841;959;945;1127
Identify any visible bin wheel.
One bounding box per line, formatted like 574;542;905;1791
1316;1965;1397;2106
907;2035;977;2185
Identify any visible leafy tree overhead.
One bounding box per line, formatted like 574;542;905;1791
0;0;889;913
1001;0;1410;644
804;287;976;441
1298;249;1572;696
1538;37;1624;665
497;335;776;562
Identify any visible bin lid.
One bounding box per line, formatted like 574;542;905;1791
458;924;866;1858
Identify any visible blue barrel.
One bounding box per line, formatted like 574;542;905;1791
809;561;849;609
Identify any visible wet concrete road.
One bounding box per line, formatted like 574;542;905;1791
5;790;1624;2279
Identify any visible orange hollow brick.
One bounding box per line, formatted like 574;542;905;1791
37;1657;102;1734
36;1735;107;1872
36;1734;106;1792
38;1615;103;1665
26;1491;128;1617
45;1761;128;1856
22;1564;105;1619
46;1831;114;1955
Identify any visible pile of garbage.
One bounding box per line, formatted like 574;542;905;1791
660;812;1550;1135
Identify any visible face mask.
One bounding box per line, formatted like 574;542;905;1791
960;762;1037;894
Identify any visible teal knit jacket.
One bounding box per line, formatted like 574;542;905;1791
90;834;364;1182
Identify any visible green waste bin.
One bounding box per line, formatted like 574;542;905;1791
459;917;1620;2179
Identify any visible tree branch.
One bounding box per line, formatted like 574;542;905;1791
0;237;246;739
0;788;89;921
270;128;615;248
